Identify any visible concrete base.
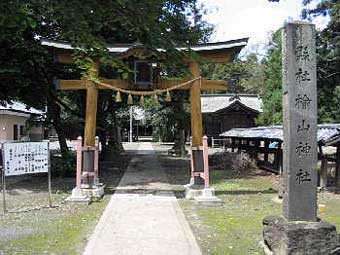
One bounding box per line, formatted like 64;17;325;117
185;184;224;206
184;177;195;189
263;215;340;255
65;188;91;204
184;181;204;199
82;184;105;199
194;188;224;206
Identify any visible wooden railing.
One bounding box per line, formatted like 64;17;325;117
210;136;282;174
211;137;231;148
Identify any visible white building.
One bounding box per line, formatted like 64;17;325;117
0;101;45;141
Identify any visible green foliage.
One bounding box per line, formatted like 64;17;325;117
0;0;212;153
51;151;76;177
48;0;213;78
303;0;340;123
257;1;340;125
201;53;264;94
151;106;177;142
257;1;339;125
256;29;282;126
142;91;190;142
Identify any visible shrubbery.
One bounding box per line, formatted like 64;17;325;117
51;151;76;177
210;151;257;174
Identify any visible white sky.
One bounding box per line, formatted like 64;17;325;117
199;0;329;56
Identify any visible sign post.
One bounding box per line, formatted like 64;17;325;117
1;141;51;213
2;164;6;214
47;141;52;208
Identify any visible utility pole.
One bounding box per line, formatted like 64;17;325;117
129;106;133;143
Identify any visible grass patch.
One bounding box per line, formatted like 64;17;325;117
181;168;340;254
147;144;340;254
317;193;340;228
0;197;108;255
211;170;276;192
181;193;281;255
180;167;281;255
0;153;130;255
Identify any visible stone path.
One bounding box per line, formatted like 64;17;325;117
83;142;201;255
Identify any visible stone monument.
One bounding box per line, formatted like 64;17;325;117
262;21;340;255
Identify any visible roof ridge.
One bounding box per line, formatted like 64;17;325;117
41;38;248;53
189;38;249;47
201;93;260;97
40;38;138;48
41;37;249;49
0;100;44;115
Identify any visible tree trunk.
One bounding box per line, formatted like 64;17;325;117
171;92;187;156
98;98;124;160
111;108;124;152
47;98;69;155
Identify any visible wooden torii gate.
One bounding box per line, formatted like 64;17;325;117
42;38;248;186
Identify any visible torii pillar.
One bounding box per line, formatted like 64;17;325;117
189;61;204;186
189;61;203;147
79;62;104;199
84;62;99;147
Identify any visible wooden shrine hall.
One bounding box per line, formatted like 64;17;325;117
41;37;248;187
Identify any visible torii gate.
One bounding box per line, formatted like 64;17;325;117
42;38;248;189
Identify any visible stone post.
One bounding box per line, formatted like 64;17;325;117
76;136;82;190
335;147;340;187
262;21;340;255
202;136;210;189
94;136;99;185
282;21;318;222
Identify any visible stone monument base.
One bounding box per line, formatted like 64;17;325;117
184;178;204;199
65;188;91;204
82;184;105;199
262;216;340;255
184;180;224;206
194;188;224;206
65;184;105;204
184;185;204;199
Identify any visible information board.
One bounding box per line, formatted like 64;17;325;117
2;141;49;176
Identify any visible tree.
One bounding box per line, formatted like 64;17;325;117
302;0;340;123
201;53;264;94
256;29;282;126
0;1;72;155
257;1;339;125
0;0;212;162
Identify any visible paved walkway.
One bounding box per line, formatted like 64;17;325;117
83;142;201;255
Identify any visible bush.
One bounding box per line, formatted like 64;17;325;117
51;151;76;177
210;151;257;174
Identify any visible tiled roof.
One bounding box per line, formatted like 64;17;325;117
201;94;262;114
220;124;340;146
40;38;249;54
0;101;44;115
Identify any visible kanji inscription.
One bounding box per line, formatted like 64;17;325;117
282;22;317;222
2;142;49;176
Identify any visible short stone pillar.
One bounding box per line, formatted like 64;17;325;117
262;21;339;254
66;136;104;204
185;136;223;206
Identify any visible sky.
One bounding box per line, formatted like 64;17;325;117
199;0;329;56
